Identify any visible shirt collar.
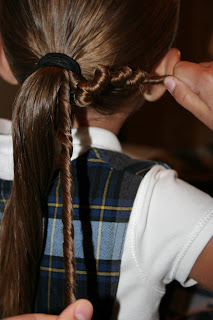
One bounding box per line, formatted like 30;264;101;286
72;127;122;160
0;121;122;180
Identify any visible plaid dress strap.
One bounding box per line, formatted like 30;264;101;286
36;148;165;318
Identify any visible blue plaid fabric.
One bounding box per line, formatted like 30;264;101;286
0;148;166;319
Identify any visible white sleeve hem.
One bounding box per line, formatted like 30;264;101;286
172;211;213;286
129;165;166;293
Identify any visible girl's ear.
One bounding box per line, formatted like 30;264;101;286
0;38;18;85
144;48;181;102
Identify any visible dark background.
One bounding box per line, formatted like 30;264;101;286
0;0;213;151
122;0;213;151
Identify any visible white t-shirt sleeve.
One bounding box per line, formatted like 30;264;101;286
0;119;13;180
134;165;213;288
0;119;12;135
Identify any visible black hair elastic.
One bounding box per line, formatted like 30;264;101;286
37;52;81;75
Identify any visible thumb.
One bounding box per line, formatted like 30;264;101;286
172;61;213;103
57;300;93;320
172;61;203;92
163;76;212;129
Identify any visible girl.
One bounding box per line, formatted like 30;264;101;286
0;0;212;319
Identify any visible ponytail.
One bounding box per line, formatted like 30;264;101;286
57;70;76;305
0;67;75;316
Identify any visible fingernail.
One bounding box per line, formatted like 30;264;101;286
164;77;176;94
146;88;152;95
75;301;93;320
75;312;85;320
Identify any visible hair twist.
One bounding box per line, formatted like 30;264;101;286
57;70;76;305
127;70;148;87
74;65;167;109
110;66;133;87
74;66;110;107
116;68;166;89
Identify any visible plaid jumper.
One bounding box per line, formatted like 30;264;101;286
0;148;163;319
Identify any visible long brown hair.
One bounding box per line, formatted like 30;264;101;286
0;0;180;317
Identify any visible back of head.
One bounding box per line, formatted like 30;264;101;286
0;0;180;317
0;0;179;107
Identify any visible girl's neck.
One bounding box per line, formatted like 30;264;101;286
73;91;145;135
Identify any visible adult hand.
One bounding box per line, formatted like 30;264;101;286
3;299;93;320
164;61;213;130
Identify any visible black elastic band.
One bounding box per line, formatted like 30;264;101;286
37;53;81;75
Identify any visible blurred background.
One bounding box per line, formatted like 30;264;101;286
122;0;213;197
121;0;213;152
